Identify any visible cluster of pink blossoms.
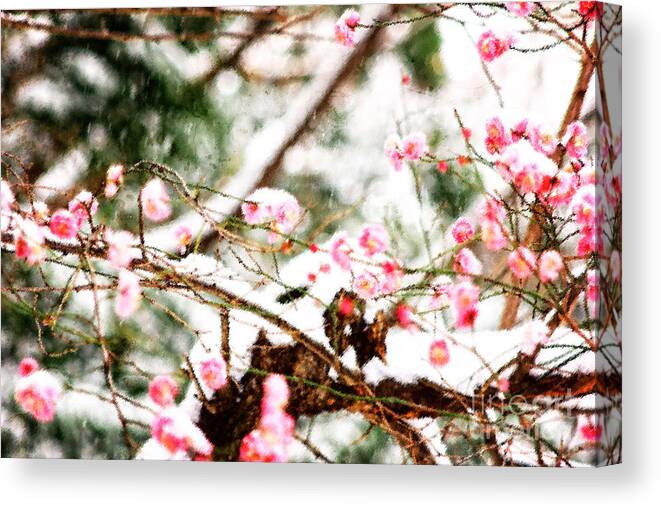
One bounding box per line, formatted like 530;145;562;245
578;1;604;20
148;374;213;458
571;184;601;257
334;9;360;47
240;374;295;463
49;190;100;240
328;225;404;300
450;280;480;329
477;30;513;63
384;132;428;171
454;247;483;278
14;357;61;423
505;2;536;17
241;187;302;244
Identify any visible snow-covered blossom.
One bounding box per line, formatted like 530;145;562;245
477;30;512;62
15;218;46;265
572;184;596;230
149;375;179;407
562;121;589;160
241;188;302;243
520;319;549;355
450;217;475;244
49;209;80;239
105;163;124;198
141;178;171;222
174;225;193;255
14;359;61;423
484;116;511;155
453;248;483;277
450;281;480;329
114;269;141;319
353;271;380;299
384;134;404;171
401;132;428;161
151;407;213;457
505;2;535;16
508;246;536;280
198;354;228;391
358;224;389;256
1;179;15;212
538;250;563;283
429;339;450;367
105;229;139;269
68;190;99;227
330;231;353;271
334;9;360;47
498;140;556;195
429;278;452;310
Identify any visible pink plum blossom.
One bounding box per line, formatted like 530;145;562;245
508;246;536;280
429;278;451;310
174;225;193;254
105;163;124;198
401;132;428;161
520;319;549;355
358;224;389;256
450;281;480;329
149;375;179;407
105;229;138;269
484;117;511;155
562;121;589;160
477;30;512;62
49;209;80;239
68;190;99;227
506;2;535;16
151;407;213;457
450;217;475;244
396;303;415;329
384;134;404;171
453;247;483;277
18;357;39;378
262;374;289;414
114;269;141;319
578;416;603;442
353;271;380;299
429;339;450;367
380;259;404;294
334;9;360;47
241;188;302;243
198;354;228;391
141;178;171;222
330;232;353;271
481;219;508;251
15;218;46;265
578;1;604;20
14;361;61;423
528;124;557;156
572;184;596;230
538;250;563;283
